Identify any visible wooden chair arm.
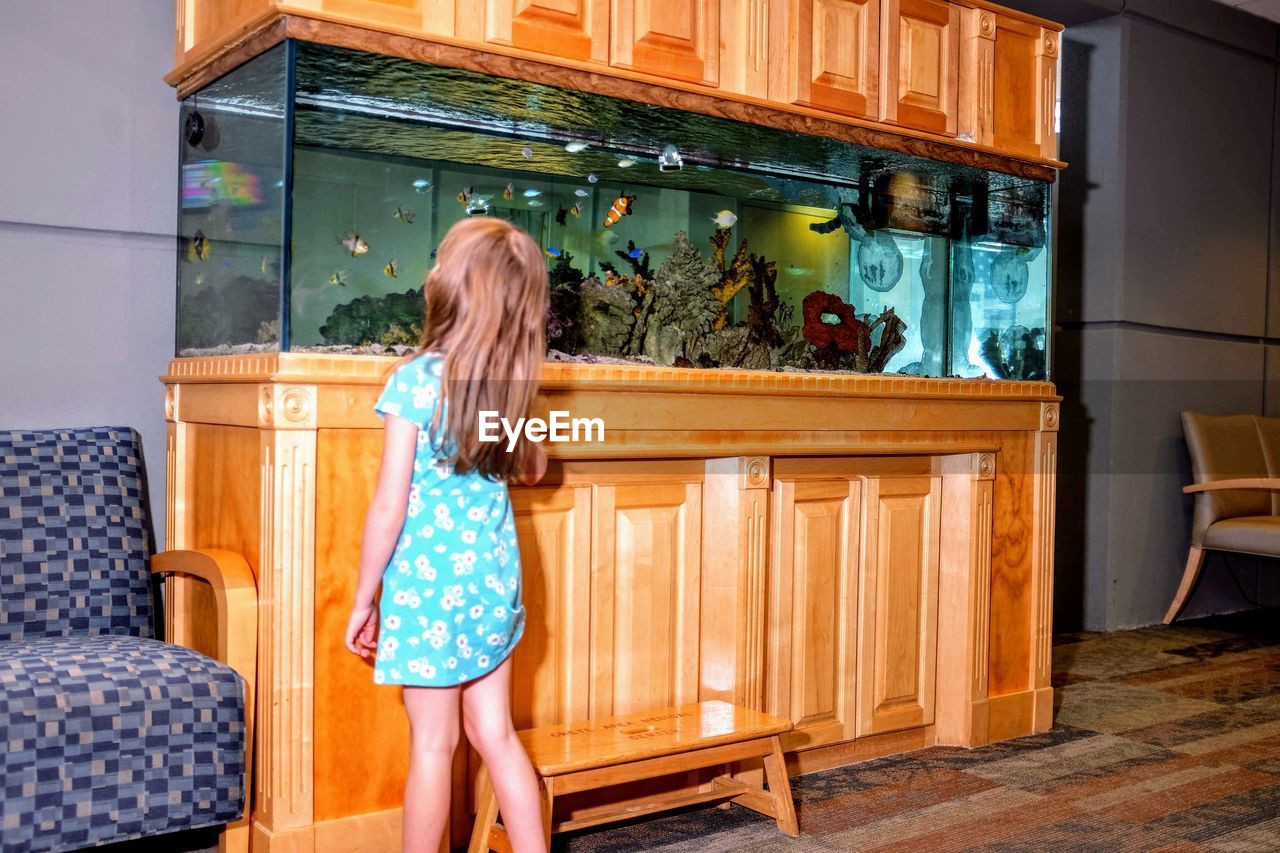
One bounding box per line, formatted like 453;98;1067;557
152;548;257;853
1183;478;1280;494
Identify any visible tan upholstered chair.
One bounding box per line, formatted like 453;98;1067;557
1166;411;1280;623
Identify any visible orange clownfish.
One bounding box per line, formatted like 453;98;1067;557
602;191;637;228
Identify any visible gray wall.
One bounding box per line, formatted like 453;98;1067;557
0;1;177;544
1049;0;1280;629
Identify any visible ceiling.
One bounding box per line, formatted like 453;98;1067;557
1209;0;1280;24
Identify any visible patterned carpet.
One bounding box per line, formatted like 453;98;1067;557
564;612;1280;852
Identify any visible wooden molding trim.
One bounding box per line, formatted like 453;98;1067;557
166;354;1059;403
1029;431;1057;715
166;11;1061;181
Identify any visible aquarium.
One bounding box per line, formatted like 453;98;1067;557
177;42;1052;380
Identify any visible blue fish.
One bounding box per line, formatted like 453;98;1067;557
545;247;564;259
627;247;644;259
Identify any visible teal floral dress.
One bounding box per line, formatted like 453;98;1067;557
372;353;525;687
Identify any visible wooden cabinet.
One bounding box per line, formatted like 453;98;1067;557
486;0;610;63
856;474;941;736
767;476;861;749
990;12;1058;160
611;0;720;85
785;0;880;119
880;0;960;136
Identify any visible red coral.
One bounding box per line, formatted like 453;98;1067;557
802;291;870;357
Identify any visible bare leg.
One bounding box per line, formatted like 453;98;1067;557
402;686;462;853
462;658;547;853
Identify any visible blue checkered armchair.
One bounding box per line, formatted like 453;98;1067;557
0;428;257;853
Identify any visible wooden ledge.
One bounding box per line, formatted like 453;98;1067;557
164;353;1059;403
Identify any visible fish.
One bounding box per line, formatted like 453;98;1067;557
569;203;582;218
602;191;636;228
430;249;437;260
545;247;564;259
503;183;514;201
617;157;636;168
393;206;415;224
627;247;644;259
784;266;814;276
587;173;599;184
456;186;473;205
260;255;278;276
412;178;431;193
564;141;589;153
194;271;206;286
341;232;370;256
520;146;533;158
328;270;348;287
574;188;589;198
711;209;738;229
599;230;620;245
527;199;545;208
555;206;569;226
384;259;399;278
187;229;211;262
523;188;542;198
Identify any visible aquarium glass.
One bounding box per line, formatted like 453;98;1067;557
177;44;290;355
176;41;1053;380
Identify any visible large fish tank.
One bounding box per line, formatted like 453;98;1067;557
177;42;1052;380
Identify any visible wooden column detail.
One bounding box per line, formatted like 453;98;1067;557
957;7;995;146
1030;403;1058;732
164;386;190;645
254;383;319;840
737;457;770;711
1037;27;1059;160
935;453;994;747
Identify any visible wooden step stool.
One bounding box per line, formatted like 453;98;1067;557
468;700;798;852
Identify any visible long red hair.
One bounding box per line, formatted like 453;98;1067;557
418;217;548;480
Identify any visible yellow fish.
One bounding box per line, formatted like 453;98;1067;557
341;232;369;256
383;259;399;278
392;206;415;224
456;186;473;205
569;203;582;218
187;229;211;262
503;183;514;201
328;270;348;287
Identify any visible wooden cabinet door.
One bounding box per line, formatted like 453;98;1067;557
486;0;609;63
991;13;1058;159
787;0;879;119
591;479;704;716
768;477;860;749
509;484;593;730
856;475;941;736
611;0;720;86
880;0;960;136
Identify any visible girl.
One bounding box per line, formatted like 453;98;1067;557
344;217;550;853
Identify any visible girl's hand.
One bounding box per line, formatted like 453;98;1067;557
345;602;380;658
519;441;548;486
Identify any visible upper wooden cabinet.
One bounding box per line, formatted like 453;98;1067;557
785;0;880;120
991;12;1058;160
611;0;721;86
880;0;960;136
486;0;610;64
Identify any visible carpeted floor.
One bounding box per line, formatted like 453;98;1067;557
563;612;1280;852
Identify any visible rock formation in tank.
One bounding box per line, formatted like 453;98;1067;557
319;286;425;346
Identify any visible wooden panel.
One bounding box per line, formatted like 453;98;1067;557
856;474;941;736
611;0;720;86
487;0;609;63
509;483;593;729
768;477;859;749
313;428;411;821
721;0;772;98
991;13;1054;159
787;0;878;119
881;0;960;136
591;477;704;716
285;0;458;35
989;430;1034;696
178;0;274;62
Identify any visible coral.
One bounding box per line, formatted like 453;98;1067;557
634;232;722;365
319;287;425;346
178;275;277;349
744;253;784;350
380;322;421;348
257;319;279;346
801;291;906;373
865;308;907;373
710;230;754;327
598;241;653;280
547;252;586;353
577;275;636;356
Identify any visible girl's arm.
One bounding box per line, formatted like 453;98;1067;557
345;414;418;658
518;439;548;486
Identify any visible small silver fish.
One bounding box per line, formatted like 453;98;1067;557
587;173;599;184
617;157;636;168
564;141;589;153
527;199;545;208
393;206;415;224
520;146;533;158
412;178;431;193
341;232;370;256
523;188;543;198
711;209;738;229
574;188;589;197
